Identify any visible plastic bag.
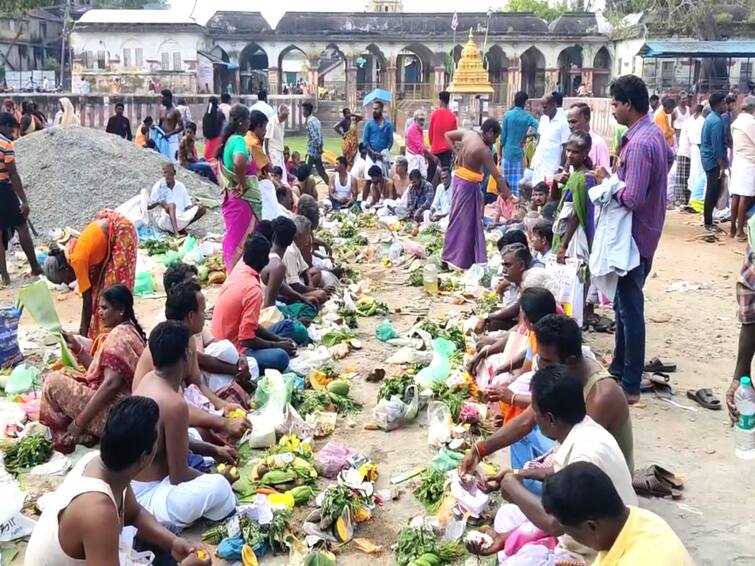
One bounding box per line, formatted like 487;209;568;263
254;370;294;409
316;441;358;478
372;384;418;431
427;401;453;448
414;352;451;388
4;364;40;395
0;483;36;542
133;272;156;297
0;305;22;369
430;446;465;472
375;320;399;342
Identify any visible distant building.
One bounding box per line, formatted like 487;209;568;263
0;10;63;88
366;0;404;13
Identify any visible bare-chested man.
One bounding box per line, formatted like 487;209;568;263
391;155;411;199
134;283;250;448
441;118;508;269
132;321;237;529
158;89;184;163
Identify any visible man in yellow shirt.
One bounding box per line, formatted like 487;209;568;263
653;96;677;147
542;461;692;566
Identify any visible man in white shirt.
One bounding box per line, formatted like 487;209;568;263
265;104;288;182
149;163;206;235
427;167;453;223
469;364;636;564
673;92;691;137
250;90;275;119
531;94;570;183
674;103;703;205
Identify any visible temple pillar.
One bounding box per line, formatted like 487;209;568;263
307;57;319;102
545;68;559;95
581;68;594;93
507;65;521;107
434;65;446;93
268;67;280;95
386;64;397;102
346;57;358;110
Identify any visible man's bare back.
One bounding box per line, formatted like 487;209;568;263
456;130;490;173
133;371;189;483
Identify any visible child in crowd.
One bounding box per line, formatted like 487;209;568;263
178;122;218;184
293;163;318;200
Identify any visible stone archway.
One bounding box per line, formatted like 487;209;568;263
278;45;309;95
356;43;387;98
318;43;347;101
396;42;434;99
210;46;234;94
486;45;510;104
557;45;583;96
592;46;611;97
239;42;269;94
521;46;545;98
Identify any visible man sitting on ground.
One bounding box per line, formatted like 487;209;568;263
179;122;218;183
467;364;636;564
428;167;453;224
132;321;237;529
462;314;633;483
329;156;358;210
364;165;392;206
24;396;211;566
261;216;318;315
283;216;330;306
293;163;318;200
211;234;297;373
542;462;692;565
391;155;411;199
149;162;206;235
403;169;435;222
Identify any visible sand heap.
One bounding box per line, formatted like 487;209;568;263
15;125;222;235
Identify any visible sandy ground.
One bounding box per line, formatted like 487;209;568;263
4;210;755;565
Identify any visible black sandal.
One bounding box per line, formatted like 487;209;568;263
686;388;721;410
644;357;677;373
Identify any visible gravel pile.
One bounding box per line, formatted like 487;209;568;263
15;125;223;236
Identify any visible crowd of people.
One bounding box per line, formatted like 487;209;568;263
4;72;747;564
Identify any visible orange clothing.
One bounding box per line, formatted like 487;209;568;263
244;131;269;172
134;123;149;147
67;221;108;294
653;108;675;147
211;262;263;350
0;133;14;182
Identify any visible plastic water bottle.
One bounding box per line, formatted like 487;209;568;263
423;262;439;295
735;376;755;460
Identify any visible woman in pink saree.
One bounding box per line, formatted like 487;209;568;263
216;104;263;271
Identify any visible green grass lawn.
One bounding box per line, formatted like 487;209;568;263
284;134;342;157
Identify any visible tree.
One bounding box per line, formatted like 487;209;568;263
0;0;163;14
501;0;568;23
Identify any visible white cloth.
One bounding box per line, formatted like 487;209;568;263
202;339;242;392
218;103;231;121
333;171;353;200
364;150;391;180
269;148;287;184
132;472;235;529
166;132;181;163
730;154;755;197
259;178;288;220
677;115;695;158
588;175;640;301
156;206;200;232
116;189;150;228
351;154;366;179
250;100;275;119
406;151;427;178
687;115;705;146
531;113;570;183
430;182;452;217
265;114;286;154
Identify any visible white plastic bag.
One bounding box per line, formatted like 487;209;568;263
0;483;35;542
427;401;453;448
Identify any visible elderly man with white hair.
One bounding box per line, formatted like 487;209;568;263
730;95;755;241
405;108;436;179
265;104;289;184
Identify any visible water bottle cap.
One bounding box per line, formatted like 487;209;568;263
741;376;752;386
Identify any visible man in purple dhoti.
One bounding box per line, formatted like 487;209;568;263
442;119;509;270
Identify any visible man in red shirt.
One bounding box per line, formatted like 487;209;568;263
211;233;296;373
428;90;458;177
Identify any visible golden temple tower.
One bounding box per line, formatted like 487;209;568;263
448;29;493;94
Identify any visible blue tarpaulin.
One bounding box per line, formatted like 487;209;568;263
363;88;392;107
639;40;755;58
